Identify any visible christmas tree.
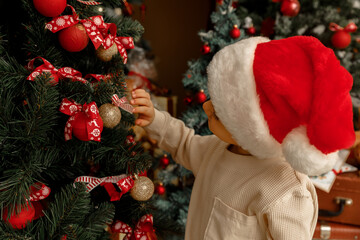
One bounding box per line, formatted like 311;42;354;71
0;0;157;239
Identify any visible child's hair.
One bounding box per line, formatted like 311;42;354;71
207;36;355;176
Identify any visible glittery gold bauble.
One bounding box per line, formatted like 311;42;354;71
99;103;121;129
96;43;118;62
130;176;154;201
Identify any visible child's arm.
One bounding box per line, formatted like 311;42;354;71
131;89;215;175
264;188;317;239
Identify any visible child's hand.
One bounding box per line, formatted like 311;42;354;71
131;89;155;127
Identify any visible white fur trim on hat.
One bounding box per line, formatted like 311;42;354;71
207;37;283;160
282;126;338;176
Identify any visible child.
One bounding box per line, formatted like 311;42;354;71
131;36;355;239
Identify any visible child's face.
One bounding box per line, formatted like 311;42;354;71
203;100;237;145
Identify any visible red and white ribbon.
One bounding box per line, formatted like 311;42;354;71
111;220;133;239
27;57;88;84
45;5;106;49
112;94;134;114
59;98;102;141
84;73;110;83
100;23;134;63
74;174;127;192
77;0;102;5
74;175;134;201
111;214;157;240
329;22;357;33
29;182;51;201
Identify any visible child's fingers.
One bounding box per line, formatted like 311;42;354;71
133;106;153;116
130;98;152;107
132;89;150;100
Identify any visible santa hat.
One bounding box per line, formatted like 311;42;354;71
207;36;355;176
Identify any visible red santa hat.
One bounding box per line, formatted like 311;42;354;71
207;36;355;176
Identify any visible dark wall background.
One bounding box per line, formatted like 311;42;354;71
132;0;214;117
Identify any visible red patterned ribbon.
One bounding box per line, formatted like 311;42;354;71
28;182;51;201
132;214;157;240
111;214;157;240
84;73;109;83
74;175;134;201
77;0;102;5
27;57;87;84
100;23;134;63
112;94;134;114
329;22;357;32
59;98;102;141
45;5;106;49
111;221;133;239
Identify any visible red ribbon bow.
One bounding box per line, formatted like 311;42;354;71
27;57;88;84
74;175;134;201
112;94;134;114
111;214;157;240
329;22;357;33
100;23;134;64
45;5;106;49
59;98;102;141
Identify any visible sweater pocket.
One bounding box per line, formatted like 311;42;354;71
203;197;264;240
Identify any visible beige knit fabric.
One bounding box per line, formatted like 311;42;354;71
145;110;318;240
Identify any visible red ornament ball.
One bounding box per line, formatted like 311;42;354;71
195;90;207;104
2;203;35;229
155;184;166;195
331;30;352;49
247;26;256;35
72;112;103;141
58;24;89;52
33;0;67;17
160;155;170;169
280;0;300;17
200;44;211;55
230;25;241;39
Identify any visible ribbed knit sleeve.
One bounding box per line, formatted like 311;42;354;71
144;109;216;175
263;184;318;239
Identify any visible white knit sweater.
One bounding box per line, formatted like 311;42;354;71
145;110;318;240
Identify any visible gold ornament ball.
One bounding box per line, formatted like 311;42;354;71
96;43;118;62
99;103;121;129
130;176;155;201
